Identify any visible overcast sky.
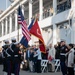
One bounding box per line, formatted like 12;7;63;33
0;0;11;11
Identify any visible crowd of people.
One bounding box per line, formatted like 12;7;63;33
24;45;42;73
0;38;75;75
24;41;75;75
47;41;75;75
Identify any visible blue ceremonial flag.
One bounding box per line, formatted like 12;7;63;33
20;19;34;48
18;6;31;42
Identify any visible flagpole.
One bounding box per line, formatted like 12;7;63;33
17;0;20;41
17;14;19;41
17;25;19;41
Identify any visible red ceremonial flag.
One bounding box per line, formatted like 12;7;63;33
30;19;46;53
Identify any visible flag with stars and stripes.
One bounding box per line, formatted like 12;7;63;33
18;6;31;42
20;19;34;48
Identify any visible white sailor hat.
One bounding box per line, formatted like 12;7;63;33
11;38;16;41
4;40;9;43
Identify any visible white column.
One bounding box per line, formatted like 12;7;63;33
71;0;75;8
71;21;74;43
71;0;75;16
9;14;12;34
29;0;32;24
5;18;8;34
71;16;75;44
39;0;43;21
2;21;4;36
15;10;18;31
15;10;18;41
71;0;75;44
2;21;4;45
53;0;57;15
53;24;57;45
53;0;57;45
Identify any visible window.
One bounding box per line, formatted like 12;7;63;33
57;0;71;13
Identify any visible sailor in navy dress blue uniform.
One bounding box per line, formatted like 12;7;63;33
2;40;12;75
10;38;16;55
2;43;13;75
13;42;22;75
10;38;16;53
2;44;9;72
60;41;68;75
6;44;14;75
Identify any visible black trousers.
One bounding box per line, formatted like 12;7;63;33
33;61;37;72
37;60;41;73
68;67;74;75
60;62;67;75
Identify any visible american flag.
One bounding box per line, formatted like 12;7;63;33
18;6;31;41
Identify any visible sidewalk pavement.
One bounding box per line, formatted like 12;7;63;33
0;65;62;75
20;70;62;75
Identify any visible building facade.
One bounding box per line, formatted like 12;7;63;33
0;0;75;47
